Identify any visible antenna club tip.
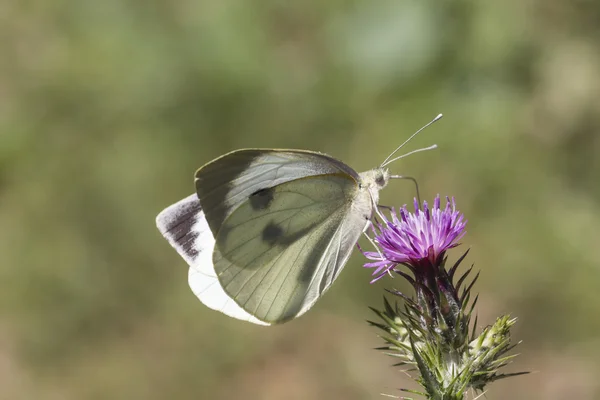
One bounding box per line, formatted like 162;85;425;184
434;113;443;121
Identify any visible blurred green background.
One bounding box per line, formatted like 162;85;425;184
1;0;599;399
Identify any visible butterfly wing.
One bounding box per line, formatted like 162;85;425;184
194;149;359;236
212;173;373;324
155;194;269;325
158;149;373;325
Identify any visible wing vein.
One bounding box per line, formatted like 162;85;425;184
264;226;316;319
200;163;282;201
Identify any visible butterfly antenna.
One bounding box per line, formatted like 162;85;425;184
381;144;439;168
379;113;443;168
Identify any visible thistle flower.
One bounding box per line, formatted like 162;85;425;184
363;195;466;282
365;196;526;399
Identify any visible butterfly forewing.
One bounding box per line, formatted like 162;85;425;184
212;173;369;324
195;149;360;236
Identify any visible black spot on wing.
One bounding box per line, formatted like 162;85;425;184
250;188;274;210
216;217;321;273
262;222;284;245
261;220;322;248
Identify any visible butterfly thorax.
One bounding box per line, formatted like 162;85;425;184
358;167;390;206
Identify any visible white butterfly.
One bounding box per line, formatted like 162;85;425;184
156;115;441;325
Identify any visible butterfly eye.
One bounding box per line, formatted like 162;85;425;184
375;172;385;186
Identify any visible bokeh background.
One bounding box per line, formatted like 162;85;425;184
1;1;599;399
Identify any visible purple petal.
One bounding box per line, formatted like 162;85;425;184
361;195;467;275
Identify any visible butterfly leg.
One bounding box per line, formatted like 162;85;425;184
373;205;389;225
377;204;393;213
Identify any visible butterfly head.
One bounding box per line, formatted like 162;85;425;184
359;167;390;194
374;168;390;188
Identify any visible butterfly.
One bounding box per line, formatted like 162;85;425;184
156;115;441;325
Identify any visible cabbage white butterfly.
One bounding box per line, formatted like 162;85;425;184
156;114;441;325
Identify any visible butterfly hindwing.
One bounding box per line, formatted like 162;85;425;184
155;194;269;325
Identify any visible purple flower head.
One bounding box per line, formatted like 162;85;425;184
363;195;466;282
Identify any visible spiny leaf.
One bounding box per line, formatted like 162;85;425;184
396;269;417;286
386;289;413;303
490;371;530;381
463;271;481;298
449;248;471;280
470;314;479;342
367;320;391;332
410;338;441;397
384;296;396;316
455;263;474;293
468;294;479;317
400;387;426;396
